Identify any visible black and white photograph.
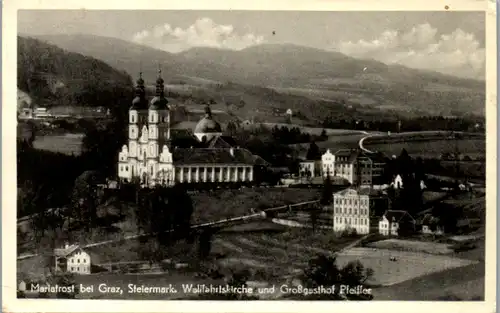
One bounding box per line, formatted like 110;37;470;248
6;2;495;309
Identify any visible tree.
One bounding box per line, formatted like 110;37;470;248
70;170;102;231
300;254;374;300
320;129;327;139
306;141;321;160
50;273;79;299
320;175;334;206
309;206;320;233
198;227;214;260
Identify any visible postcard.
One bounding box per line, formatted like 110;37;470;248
3;0;496;312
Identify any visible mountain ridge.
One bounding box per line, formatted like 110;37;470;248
22;34;485;118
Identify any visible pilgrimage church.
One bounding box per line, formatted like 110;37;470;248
118;71;260;187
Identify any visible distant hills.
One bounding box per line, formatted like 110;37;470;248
20;34;485;121
17;36;134;111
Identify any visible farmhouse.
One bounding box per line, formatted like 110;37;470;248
299;160;322;178
379;210;416;236
54;243;91;275
420;214;444;236
118;71;266;187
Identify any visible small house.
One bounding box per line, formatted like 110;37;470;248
379;210;416;236
420;214;444;236
54;243;91;275
391;175;403;189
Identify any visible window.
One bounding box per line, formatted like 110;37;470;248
78;259;80;263
71;267;74;271
71;259;74;263
84;259;86;263
354;209;358;215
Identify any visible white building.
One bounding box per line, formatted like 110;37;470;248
332;188;371;234
54;244;91;275
392;175;404;189
117;71;257;187
321;149;335;177
378;210;415;236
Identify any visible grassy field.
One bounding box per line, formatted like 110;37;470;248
190;188;320;224
32;133;84;155
367;239;454;255
365;139;485;159
371;262;484;300
336;247;477;287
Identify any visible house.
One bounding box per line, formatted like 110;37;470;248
299;160;322;178
333;188;371;234
321;149;386;186
420;214;444;235
378;210;416;236
54;243;91;275
392;175;404;189
321;149;335;177
299;160;314;177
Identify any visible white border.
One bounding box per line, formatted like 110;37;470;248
3;1;496;312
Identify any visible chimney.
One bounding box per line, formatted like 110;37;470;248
229;148;234;157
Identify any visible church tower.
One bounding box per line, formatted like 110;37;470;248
148;67;171;185
128;72;149;178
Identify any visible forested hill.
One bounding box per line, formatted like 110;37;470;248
17;36;134;109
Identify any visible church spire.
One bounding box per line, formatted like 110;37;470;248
135;71;145;98
155;65;165;97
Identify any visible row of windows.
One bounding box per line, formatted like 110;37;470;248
71;258;87;264
70;266;90;272
130;114;169;124
334;198;368;206
379;222;398;228
335;217;369;225
335;207;368;215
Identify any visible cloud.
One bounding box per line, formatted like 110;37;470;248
132;18;266;53
335;23;485;79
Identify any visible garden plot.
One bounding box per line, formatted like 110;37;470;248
367;239;454;255
336;247;477;286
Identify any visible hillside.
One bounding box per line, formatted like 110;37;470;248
17;36;134;109
32;34;485;118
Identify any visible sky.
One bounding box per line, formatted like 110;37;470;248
18;10;485;79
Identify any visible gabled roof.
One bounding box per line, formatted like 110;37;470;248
206;136;239;148
54;244;81;257
334;149;361;163
381;210;415;223
172;147;255;165
420;214;441;225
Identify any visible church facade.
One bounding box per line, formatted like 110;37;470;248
118;71;256;187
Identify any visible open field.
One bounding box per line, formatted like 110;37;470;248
365;138;485;159
191;188;319;224
33;133;84;155
367;239;454;255
371;262;484;300
253;123;367;136
336;247;478;287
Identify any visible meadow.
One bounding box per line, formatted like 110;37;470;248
335;247;477;287
364;138;485;159
32;133;84;155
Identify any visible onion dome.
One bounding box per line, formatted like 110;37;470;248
150;68;169;110
194;105;222;133
130;72;148;110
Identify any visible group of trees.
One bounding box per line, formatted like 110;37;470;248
322;115;484;133
298;254;374;300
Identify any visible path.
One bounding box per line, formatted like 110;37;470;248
17;200;320;261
